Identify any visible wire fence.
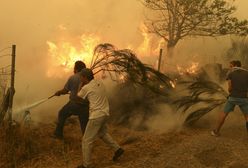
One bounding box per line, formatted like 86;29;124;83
0;45;13;124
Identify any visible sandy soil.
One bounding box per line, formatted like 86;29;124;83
1;112;248;168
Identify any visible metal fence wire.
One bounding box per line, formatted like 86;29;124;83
0;45;15;124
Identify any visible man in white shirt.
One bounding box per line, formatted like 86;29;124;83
77;68;124;168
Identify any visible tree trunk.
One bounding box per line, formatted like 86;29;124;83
160;44;175;72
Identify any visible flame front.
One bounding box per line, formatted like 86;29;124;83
137;24;151;55
177;62;199;75
46;34;100;78
186;62;199;74
46;23;165;78
136;23;164;58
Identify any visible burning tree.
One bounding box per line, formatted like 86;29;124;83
142;0;248;68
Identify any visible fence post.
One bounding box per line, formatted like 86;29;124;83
158;48;163;72
8;45;16;122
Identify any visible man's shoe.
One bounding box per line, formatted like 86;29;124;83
113;148;124;161
211;130;220;137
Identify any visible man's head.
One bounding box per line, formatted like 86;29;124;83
74;61;86;73
80;68;94;84
230;60;241;68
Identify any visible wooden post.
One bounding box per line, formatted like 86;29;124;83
8;45;16;122
158;48;163;72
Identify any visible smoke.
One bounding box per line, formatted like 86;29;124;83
145;104;184;134
0;0;145;122
13;97;50;122
1;0;248;129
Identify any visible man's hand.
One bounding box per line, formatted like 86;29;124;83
55;88;69;96
54;90;62;96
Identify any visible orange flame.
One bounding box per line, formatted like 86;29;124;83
46;34;100;78
137;24;151;56
186;62;199;74
177;62;199;75
136;23;165;69
46;23;165;78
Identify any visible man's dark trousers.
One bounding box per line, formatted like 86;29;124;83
55;100;89;137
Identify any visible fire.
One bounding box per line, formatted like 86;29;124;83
118;74;126;83
46;23;164;78
169;80;176;88
177;62;199;75
159;80;176;90
186;62;199;74
135;23;165;70
46;34;100;78
137;24;151;56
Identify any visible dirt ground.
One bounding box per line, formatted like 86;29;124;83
1;112;248;168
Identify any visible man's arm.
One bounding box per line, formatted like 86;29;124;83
54;88;69;96
54;76;72;96
227;80;232;94
226;71;232;94
77;86;87;99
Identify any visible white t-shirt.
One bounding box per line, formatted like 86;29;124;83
77;79;109;119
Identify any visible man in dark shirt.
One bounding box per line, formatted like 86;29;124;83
211;60;248;136
53;61;89;139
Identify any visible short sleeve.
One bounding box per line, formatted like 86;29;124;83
64;77;72;90
226;71;232;80
78;86;88;99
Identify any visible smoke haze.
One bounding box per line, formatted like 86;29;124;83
0;0;247;127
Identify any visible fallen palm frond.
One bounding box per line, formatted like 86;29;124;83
174;79;228;125
90;43;175;129
184;100;225;125
91;43;174;96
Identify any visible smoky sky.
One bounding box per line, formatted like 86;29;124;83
0;0;145;120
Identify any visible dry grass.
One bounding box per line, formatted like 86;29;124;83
0;119;83;168
1;116;248;168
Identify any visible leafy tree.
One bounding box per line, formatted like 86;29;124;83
142;0;248;68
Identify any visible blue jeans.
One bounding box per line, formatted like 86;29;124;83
224;97;248;114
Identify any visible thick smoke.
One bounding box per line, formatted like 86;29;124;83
0;0;247;132
0;0;145;122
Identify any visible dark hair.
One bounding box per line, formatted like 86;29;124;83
235;60;241;67
80;68;94;81
230;60;241;67
74;61;86;73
